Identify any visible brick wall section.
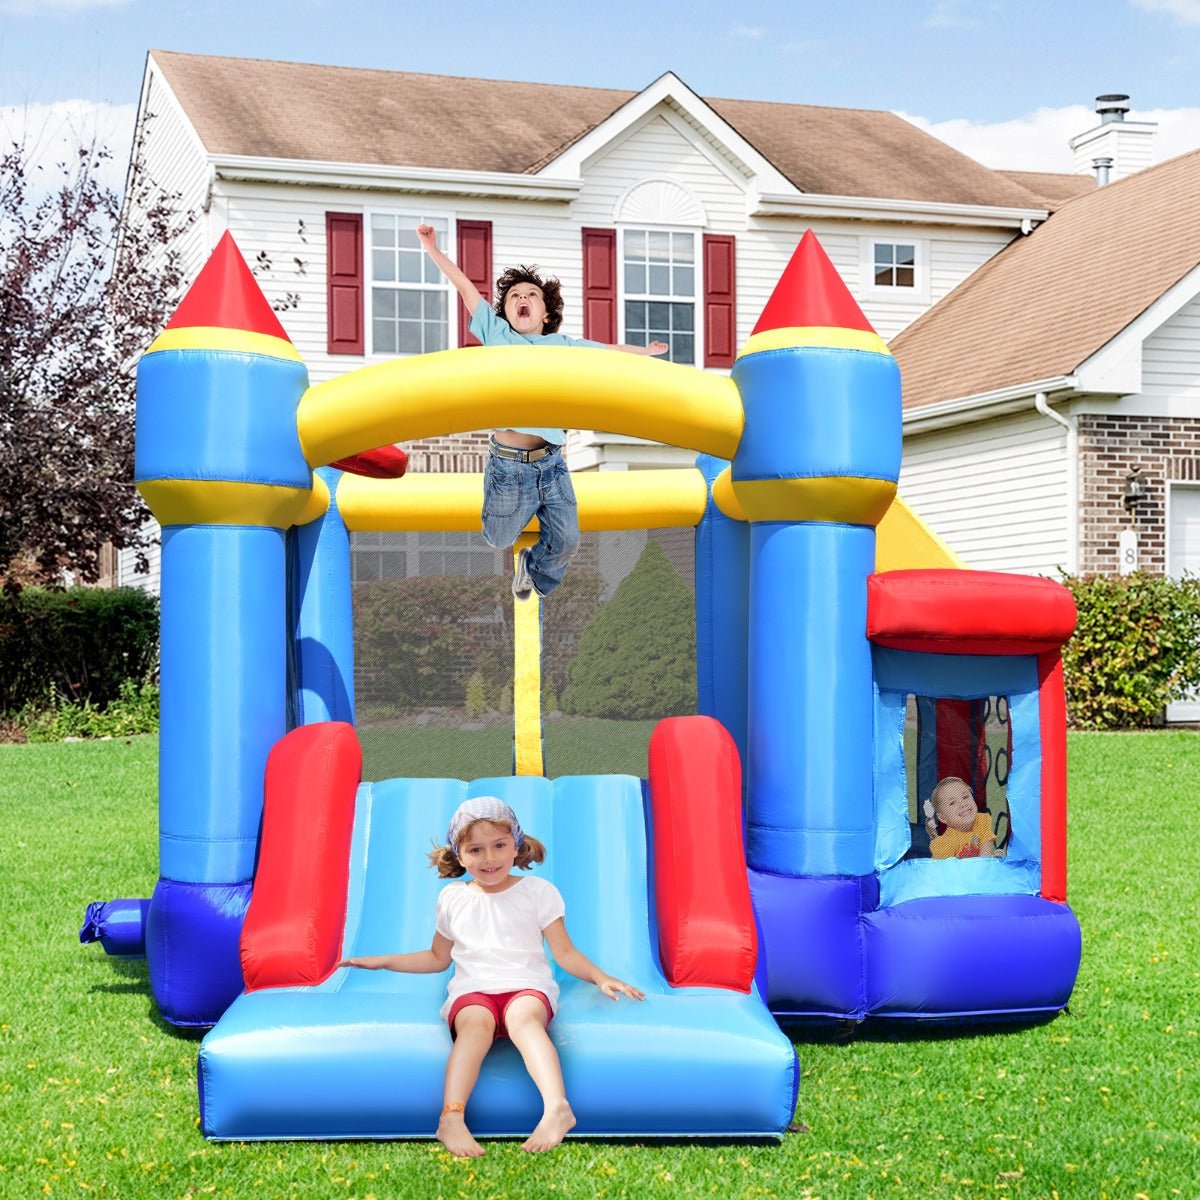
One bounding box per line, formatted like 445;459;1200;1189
1077;414;1200;574
404;431;490;474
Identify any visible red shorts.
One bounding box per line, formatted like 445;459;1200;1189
447;989;553;1040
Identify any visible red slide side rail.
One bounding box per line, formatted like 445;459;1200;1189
648;716;756;992
240;722;362;991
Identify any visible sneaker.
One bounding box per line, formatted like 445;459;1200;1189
512;548;534;600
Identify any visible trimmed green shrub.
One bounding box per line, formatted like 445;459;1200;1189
15;678;160;742
1060;571;1200;729
562;539;695;719
0;586;158;712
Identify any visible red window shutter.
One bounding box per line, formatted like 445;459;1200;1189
582;227;617;343
703;234;737;368
457;220;493;347
326;212;363;355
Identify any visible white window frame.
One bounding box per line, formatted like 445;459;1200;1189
617;225;703;367
861;236;929;303
365;209;458;357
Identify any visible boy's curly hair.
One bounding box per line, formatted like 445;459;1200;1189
428;822;547;879
494;265;564;334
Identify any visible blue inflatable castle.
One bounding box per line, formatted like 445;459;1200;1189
83;230;1081;1141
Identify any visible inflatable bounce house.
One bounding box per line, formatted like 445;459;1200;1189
82;230;1081;1142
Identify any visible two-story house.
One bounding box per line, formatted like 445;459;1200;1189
116;48;1063;590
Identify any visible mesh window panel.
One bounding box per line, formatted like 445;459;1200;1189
904;693;1012;859
351;527;696;782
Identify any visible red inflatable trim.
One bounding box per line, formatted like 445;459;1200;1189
1038;651;1069;903
752;229;876;336
240;722;362;991
648;716;756;992
867;569;1077;655
166;230;292;342
330;445;409;479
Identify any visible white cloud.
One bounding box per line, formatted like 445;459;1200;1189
729;23;766;38
898;103;1200;173
1131;0;1200;24
923;0;983;29
0;0;133;12
0;100;137;194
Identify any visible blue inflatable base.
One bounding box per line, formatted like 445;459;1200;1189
752;872;1081;1022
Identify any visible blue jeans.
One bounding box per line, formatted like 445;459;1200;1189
481;447;580;596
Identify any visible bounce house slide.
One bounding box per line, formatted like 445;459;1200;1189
198;722;798;1141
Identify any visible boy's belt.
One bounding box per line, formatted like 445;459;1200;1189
490;437;557;463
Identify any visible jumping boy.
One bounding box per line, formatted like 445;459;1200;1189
415;224;666;599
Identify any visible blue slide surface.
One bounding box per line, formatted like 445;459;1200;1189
199;774;798;1140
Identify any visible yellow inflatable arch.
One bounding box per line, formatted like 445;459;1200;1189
294;341;961;572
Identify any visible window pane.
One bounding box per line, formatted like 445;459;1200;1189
373;287;397;317
625;229;646;258
875;266;894;287
398;291;422;319
371;215;396;246
423;321;447;353
625;301;647;337
380;551;406;580
647;301;671;330
673;302;694;332
648;231;670;260
673;266;694;297
444;552;470;574
672;232;694;262
424;290;447;323
625;263;646;294
874;245;892;268
896;244;916;267
398;322;422;354
896;266;915;288
648;264;670;294
398;250;422;284
672;334;694;365
373;318;397;354
372;250;395;282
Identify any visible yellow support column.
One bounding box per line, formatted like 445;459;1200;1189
511;533;544;777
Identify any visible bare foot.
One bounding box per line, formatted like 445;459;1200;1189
521;1099;576;1151
437;1110;485;1158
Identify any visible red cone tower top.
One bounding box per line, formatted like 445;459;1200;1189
752;229;876;336
165;231;292;341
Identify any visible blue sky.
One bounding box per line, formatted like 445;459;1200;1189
4;0;1200;189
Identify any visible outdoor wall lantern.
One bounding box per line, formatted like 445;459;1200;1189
1123;472;1149;512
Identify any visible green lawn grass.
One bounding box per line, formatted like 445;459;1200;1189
2;732;1198;1198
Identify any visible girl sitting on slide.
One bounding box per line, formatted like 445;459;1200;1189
338;796;643;1157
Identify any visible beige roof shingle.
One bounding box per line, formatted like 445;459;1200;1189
893;147;1200;410
150;50;1045;208
998;169;1094;209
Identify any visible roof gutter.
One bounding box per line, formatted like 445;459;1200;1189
901;376;1077;433
210;155;583;202
754;191;1048;229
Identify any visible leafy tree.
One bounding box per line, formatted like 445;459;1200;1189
0;120;191;588
562;538;695;719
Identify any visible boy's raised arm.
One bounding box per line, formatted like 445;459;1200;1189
416;224;485;316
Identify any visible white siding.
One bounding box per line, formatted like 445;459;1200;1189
1140;293;1200;403
128;65;210;285
900;410;1070;576
117;66;212;594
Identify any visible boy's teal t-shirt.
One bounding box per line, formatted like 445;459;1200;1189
470;300;604;446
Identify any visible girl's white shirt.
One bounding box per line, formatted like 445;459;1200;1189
435;874;566;1020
